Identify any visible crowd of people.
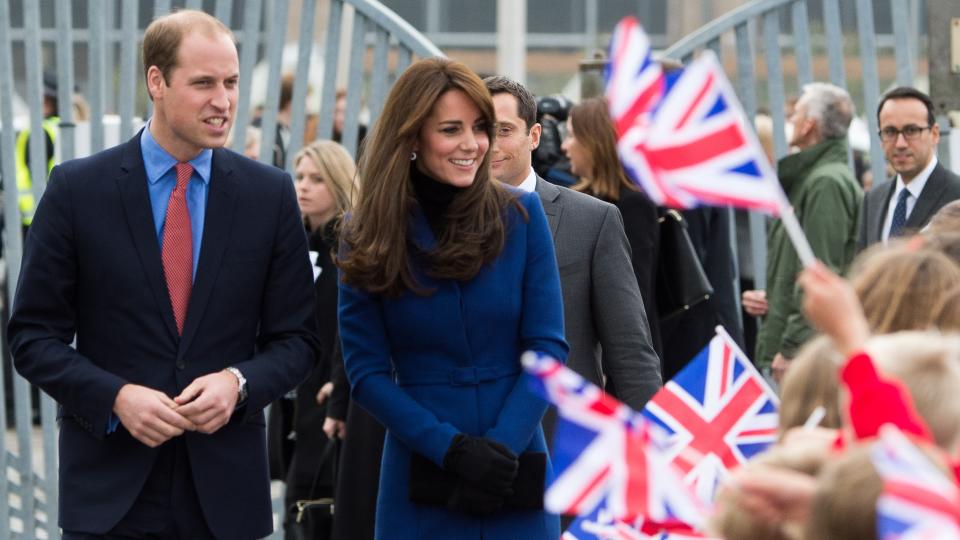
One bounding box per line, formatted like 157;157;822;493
8;7;960;540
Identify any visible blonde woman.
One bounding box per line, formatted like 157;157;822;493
282;140;357;539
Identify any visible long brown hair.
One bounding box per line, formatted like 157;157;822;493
338;57;516;296
569;97;636;201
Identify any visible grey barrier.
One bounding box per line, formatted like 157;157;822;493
0;0;935;537
662;0;925;292
0;1;441;538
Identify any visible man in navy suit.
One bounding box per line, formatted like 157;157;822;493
8;10;319;539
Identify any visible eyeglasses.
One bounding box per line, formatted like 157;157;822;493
878;125;932;142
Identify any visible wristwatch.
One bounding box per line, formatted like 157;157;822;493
225;367;248;402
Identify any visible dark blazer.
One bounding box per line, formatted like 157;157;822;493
8;133;320;539
610;186;663;356
659;207;744;381
859;162;960;249
284;224;340;518
536;178;661;410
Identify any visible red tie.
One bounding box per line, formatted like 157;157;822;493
162;162;193;335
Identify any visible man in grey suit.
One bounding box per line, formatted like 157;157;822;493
484;76;661;417
860;87;960;249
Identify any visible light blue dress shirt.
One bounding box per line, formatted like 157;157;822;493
108;126;213;434
139;122;211;280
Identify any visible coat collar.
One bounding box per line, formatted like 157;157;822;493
535;176;562;238
777;137;849;196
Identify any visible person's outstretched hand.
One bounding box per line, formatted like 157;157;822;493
722;465;818;526
797;261;870;356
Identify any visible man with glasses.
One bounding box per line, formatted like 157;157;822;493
859;87;960;248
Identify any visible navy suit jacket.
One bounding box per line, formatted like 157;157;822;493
8;133;320;539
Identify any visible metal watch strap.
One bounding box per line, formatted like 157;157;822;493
226;367;248;402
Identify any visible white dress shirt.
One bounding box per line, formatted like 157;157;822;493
517;168;537;193
881;156;938;242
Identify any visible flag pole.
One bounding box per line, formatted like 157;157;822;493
701;50;818;270
777;203;817;268
714;325;780;403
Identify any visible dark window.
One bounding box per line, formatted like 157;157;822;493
438;0;495;32
380;0;426;30
529;0;583;33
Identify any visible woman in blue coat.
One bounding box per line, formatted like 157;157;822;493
337;57;568;539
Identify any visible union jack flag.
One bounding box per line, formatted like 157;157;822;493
607;16;788;215
522;352;707;530
642;327;779;503
872;425;960;539
561;503;718;540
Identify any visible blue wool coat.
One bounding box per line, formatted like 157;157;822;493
338;190;568;539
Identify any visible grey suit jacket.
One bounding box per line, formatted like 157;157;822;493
535;178;662;410
859;162;960;250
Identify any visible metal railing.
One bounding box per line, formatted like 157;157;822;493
661;0;925;289
0;1;441;538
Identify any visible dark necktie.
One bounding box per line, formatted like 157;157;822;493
889;188;910;239
162;162;193;334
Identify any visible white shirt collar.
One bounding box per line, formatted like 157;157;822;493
881;156;938;242
517;168;537;193
895;155;938;201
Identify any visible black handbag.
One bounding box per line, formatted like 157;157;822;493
656;209;713;320
290;438;339;536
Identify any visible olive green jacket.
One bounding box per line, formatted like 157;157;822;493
755;138;863;367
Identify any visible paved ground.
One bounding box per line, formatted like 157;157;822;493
3;427;286;539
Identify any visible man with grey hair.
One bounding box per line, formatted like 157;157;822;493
748;82;862;382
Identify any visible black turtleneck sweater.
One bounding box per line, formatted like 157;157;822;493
410;162;465;237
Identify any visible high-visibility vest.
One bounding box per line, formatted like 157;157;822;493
14;115;59;226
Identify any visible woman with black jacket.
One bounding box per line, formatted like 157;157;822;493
283;140;358;540
562;97;663;357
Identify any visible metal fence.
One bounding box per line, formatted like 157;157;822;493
0;0;937;538
662;0;928;289
0;0;441;538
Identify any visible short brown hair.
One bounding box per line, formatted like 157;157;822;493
279;73;296;111
569;97;636;201
804;445;881;540
142;10;234;90
850;241;960;334
933;286;960;332
868;331;960;453
483;75;537;129
778;336;843;436
709;439;828;540
926;200;960;237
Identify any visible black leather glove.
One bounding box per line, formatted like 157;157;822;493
447;480;506;516
442;434;518;495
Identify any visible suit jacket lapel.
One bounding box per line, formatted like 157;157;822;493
179;148;238;356
535;177;561;239
116;133;180;341
871;181;896;244
906;164;948;229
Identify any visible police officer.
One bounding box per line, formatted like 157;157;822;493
14;71;60;231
